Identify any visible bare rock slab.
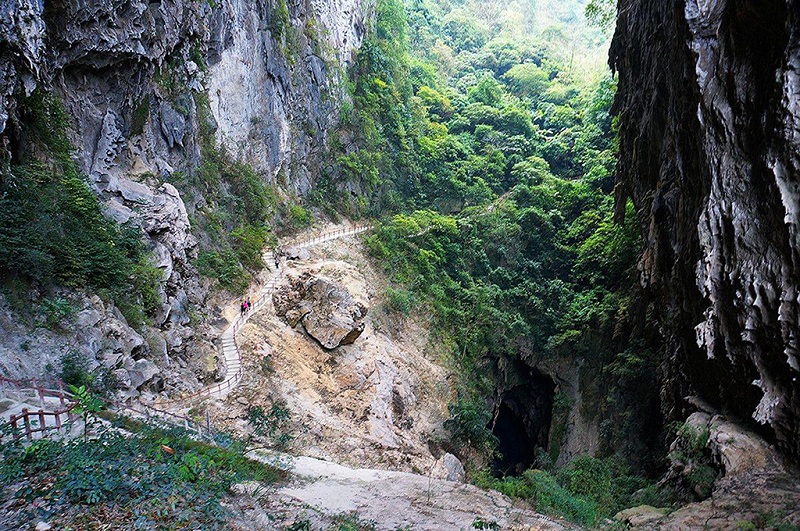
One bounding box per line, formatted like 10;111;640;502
274;267;367;349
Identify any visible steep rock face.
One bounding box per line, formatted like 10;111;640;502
0;0;370;389
0;293;163;396
207;0;365;190
611;0;800;461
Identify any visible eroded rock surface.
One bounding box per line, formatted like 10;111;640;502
273;266;368;349
0;0;372;393
232;452;570;531
611;0;800;463
0;293;162;396
207;239;452;475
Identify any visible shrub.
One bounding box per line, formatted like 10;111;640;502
130;98;150;136
287;203;313;229
196;250;249;293
0;416;283;528
473;468;598;527
385;286;414;313
231;223;271;270
523;469;599;526
444;396;498;456
669;421;718;499
247;401;293;450
42;297;75;328
558;455;614;516
60;350;93;389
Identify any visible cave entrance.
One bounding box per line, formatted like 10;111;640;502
489;370;555;477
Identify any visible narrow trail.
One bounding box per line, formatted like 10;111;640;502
169;223;373;406
247;451;569;530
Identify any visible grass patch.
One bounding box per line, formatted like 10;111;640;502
472;455;667;528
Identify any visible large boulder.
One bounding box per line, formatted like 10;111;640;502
431;453;466;483
273;271;367;349
683;411;783;477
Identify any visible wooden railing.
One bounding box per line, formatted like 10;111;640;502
1;224;376;440
1;375;77;441
8;405;78;441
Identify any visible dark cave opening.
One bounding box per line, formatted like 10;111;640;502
490;370;556;477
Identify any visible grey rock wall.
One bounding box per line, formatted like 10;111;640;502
611;0;800;462
0;0;371;395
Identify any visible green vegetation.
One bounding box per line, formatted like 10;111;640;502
41;297;76;329
0;90;161;328
334;1;666;525
68;384;104;440
0;414;282;529
130;98;150;136
60;350;120;398
586;0;617;31
668;421;718;499
287;513;379;531
268;0;302;63
246;401;293;450
179;93;281;293
473;455;665;527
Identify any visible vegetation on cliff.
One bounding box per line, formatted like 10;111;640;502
339;0;665;524
0;91;161;327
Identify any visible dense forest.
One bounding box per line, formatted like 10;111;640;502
3;0;800;526
325;0;675;523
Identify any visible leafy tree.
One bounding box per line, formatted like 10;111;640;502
585;0;617;30
68;385;104;441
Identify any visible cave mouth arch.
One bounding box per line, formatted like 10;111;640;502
489;370;555;477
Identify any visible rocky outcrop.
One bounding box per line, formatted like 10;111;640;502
684;410;784;478
212;246;452;474
273;268;368;349
611;0;800;462
206;0;368;189
431;453;466;483
617;409;800;529
0;0;372;389
0;293;162;396
236;453;567;530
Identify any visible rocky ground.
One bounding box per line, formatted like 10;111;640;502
617;409;800;530
202;227;455;475
228;451;570;531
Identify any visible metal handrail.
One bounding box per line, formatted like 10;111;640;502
153;224;374;407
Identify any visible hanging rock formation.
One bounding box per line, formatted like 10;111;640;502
611;0;800;462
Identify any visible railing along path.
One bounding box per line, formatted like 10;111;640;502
0;224;373;439
0;375;78;440
145;224;373;412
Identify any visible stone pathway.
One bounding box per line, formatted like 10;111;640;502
0;382;77;440
243;451;571;530
208;225;373;401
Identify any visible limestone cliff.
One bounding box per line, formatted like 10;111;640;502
0;0;370;394
611;0;800;462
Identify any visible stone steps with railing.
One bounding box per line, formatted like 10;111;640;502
0;224;374;441
142;223;373;413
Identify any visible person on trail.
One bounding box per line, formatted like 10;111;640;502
274;250;280;269
247;298;252;312
240;300;247;316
